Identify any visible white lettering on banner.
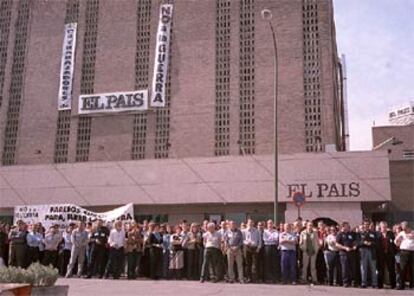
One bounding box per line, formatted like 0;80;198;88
78;90;148;115
150;4;173;107
14;203;134;230
58;23;77;110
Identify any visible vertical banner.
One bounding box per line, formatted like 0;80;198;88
150;4;173;107
58;23;77;110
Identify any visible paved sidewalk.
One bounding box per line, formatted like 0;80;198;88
57;278;410;296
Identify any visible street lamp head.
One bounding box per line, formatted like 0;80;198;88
261;9;273;21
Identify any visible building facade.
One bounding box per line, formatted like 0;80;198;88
0;0;389;226
372;124;414;225
0;0;346;166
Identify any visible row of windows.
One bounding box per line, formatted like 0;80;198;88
54;0;80;164
238;0;255;156
0;0;13;108
132;0;152;160
75;0;99;162
1;0;30;166
303;0;323;152
214;0;231;156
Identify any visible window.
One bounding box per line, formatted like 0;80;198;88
214;0;231;156
302;0;322;152
0;0;12;109
2;0;31;165
54;0;80;163
239;0;255;155
131;0;152;160
75;0;100;162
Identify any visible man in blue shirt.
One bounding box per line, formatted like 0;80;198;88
336;221;357;287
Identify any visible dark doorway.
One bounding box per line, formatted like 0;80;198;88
312;217;338;227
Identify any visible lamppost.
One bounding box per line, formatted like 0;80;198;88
261;9;279;223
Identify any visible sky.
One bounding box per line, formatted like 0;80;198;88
333;0;414;150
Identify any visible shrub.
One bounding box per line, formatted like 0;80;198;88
0;263;58;287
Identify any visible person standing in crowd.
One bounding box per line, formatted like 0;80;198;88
293;219;304;280
42;224;61;268
223;220;244;284
377;221;396;289
263;219;279;283
394;221;414;290
186;223;202;281
169;225;185;279
279;223;298;285
66;221;89;278
140;220;151;277
242;219;261;283
0;224;8;267
336;221;357;287
299;221;320;284
256;221;265;283
324;226;340;286
126;221;143;280
59;224;74;276
147;222;163;280
216;221;228;281
180;221;190;279
87;219;109;278
26;223;42;265
357;220;378;288
162;224;172;279
8;220;28;268
316;221;327;284
104;221;125;279
200;222;222;283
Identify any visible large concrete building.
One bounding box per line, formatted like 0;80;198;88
0;0;391;225
371;118;414;225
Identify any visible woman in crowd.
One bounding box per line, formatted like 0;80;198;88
324;226;340;286
147;222;163;279
0;224;8;267
169;225;185;279
186;223;202;281
140;220;151;277
126;221;143;279
161;224;172;279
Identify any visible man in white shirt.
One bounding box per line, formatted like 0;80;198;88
104;221;125;279
66;221;89;278
263;219;279;283
200;223;222;283
394;221;414;289
42;225;62;268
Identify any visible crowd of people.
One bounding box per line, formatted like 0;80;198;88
0;217;413;290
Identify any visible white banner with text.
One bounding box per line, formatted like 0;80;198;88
14;203;134;230
58;23;77;110
150;4;173;107
78;90;148;115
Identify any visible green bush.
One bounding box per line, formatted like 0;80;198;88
0;263;58;287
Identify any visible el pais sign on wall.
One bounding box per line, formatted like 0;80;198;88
285;182;361;199
78;90;148;115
